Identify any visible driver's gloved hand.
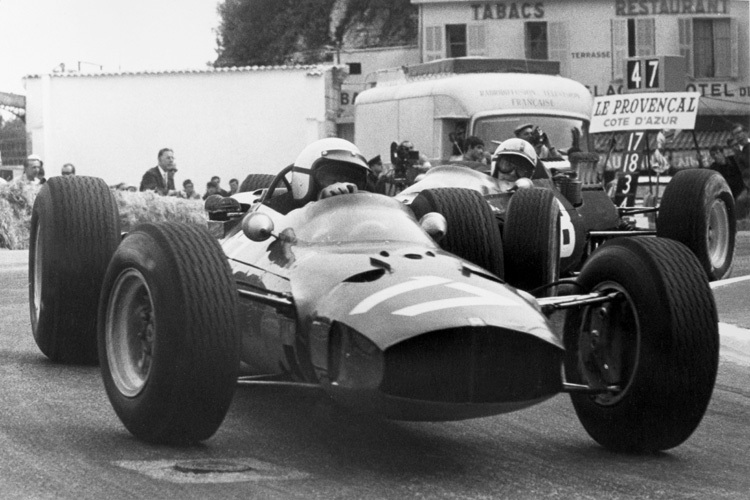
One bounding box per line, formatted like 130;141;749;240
319;182;358;199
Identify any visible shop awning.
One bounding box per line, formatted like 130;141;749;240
593;130;732;153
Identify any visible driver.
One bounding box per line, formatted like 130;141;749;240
491;138;539;183
290;138;372;203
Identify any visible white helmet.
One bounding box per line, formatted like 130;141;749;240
290;138;370;202
491;138;538;179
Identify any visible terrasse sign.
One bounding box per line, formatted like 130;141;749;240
590;92;700;133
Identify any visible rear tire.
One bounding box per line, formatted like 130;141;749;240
98;222;240;444
29;176;120;364
410;188;504;278
657;169;735;280
564;237;718;452
239;174;276;193
503;188;560;295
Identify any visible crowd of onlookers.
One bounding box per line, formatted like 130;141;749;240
0;148;238;202
134;147;238;200
3;124;748;218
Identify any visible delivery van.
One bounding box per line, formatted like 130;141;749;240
354;58;594;163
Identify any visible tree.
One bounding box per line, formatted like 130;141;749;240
214;0;337;67
213;0;417;68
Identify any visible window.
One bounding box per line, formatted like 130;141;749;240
525;22;548;60
467;25;487;57
424;26;444;61
446;24;467;58
347;62;362;75
691;18;735;78
611;18;655;80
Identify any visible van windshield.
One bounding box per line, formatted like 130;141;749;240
473;116;589;155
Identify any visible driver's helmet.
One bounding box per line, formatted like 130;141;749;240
491;138;538;179
290;138;371;202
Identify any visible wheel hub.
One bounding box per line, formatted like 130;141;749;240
106;269;156;398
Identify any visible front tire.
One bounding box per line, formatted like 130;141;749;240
29;176;120;364
657;169;735;280
564;237;719;452
410;188;504;278
98;222;240;444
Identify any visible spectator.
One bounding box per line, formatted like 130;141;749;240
731;123;750;219
650;129;671;174
211;176;230;196
514;123;562;159
229;178;239;195
140;148;177;196
21;154;43;184
178;179;201;200
367;155;389;194
731;123;749;172
61;163;76;176
203;181;220;200
461;136;486;163
398;140;432;170
708;145;744;199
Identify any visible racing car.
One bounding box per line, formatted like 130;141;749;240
29;174;719;453
394;150;736;294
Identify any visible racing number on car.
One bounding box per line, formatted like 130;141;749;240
558;201;575;259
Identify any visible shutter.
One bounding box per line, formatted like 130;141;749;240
636;18;655;55
730;18;739;78
678;18;694;77
548;21;569;76
611;19;627;81
425;26;444;62
467;24;487;57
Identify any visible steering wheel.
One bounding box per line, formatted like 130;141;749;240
260;164;294;204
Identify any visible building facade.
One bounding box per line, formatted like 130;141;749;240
342;0;749;165
412;0;748;124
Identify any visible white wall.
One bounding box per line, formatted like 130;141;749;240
24;67;333;191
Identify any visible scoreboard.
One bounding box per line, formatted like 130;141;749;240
624;56;686;93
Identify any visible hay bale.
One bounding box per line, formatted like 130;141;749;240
114;190;208;232
0;182;41;250
0;182;208;249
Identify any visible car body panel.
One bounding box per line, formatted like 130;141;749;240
220;192;565;420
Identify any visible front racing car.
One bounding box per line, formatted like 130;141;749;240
29;174;719;453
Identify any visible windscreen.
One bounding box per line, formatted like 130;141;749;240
473;116;589;154
288;193;436;247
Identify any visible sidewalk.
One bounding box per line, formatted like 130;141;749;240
0;249;28;269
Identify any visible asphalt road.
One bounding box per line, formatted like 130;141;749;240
1;237;749;500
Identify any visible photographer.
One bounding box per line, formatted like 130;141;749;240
393;140;431;184
514;123;562;160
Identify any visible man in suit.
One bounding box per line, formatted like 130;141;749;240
140;148;177;195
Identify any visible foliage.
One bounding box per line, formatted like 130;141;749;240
215;0;337;66
214;0;417;67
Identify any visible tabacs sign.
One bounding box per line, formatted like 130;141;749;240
589;92;700;133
